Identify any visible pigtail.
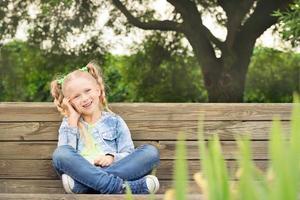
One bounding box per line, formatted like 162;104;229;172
51;78;93;150
50;80;67;116
86;61;112;113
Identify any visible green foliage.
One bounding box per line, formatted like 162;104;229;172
1;41;299;103
267;97;300;200
121;33;207;102
0;0;103;54
101;54;130;102
0;41;52;101
0;0;295;102
0;40;105;101
274;0;300;47
245;47;300;102
169;97;300;199
0;39;208;102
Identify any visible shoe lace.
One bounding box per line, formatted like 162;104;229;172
128;178;148;194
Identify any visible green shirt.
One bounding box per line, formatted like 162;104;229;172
80;124;104;163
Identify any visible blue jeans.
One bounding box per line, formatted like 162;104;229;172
52;144;160;194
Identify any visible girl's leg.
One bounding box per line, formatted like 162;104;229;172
104;144;160;181
52;145;124;194
53;166;95;194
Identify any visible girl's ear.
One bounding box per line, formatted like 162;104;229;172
97;88;102;97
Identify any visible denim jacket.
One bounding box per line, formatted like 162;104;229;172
57;111;134;162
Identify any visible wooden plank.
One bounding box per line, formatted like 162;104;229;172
0;160;57;179
0;142;56;160
0;179;201;194
158;140;270;159
0;141;271;160
0;121;291;141
0;103;61;122
0;103;293;121
0;122;58;141
0;159;268;180
0;193;203;200
0;193;202;200
0;179;65;194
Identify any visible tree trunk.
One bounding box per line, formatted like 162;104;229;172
189;33;255;102
201;61;248;102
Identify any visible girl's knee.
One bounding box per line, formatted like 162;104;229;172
52;145;75;164
142;144;160;163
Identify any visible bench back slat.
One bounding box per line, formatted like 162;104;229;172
0;103;292;121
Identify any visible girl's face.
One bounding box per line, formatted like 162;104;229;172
63;75;101;116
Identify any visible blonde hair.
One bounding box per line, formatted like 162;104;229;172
50;60;111;150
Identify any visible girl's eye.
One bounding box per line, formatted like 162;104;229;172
74;95;80;99
85;89;91;93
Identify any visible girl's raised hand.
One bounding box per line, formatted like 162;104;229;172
62;97;81;127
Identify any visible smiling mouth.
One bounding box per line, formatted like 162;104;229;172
83;101;92;109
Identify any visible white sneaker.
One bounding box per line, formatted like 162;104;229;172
62;174;75;194
145;175;160;194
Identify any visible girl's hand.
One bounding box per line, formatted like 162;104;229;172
94;155;114;167
62;97;80;127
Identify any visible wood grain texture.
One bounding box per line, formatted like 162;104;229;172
0;102;291;195
0;141;271;160
0;121;290;141
0;193;203;200
0;180;201;194
0;159;268;180
0;103;292;121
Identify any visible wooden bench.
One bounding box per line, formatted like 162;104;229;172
0;103;292;199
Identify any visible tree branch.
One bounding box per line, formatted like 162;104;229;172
167;0;224;50
217;0;254;47
200;23;225;50
112;0;184;32
240;0;293;44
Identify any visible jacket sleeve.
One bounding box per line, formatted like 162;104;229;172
112;115;134;162
57;117;79;149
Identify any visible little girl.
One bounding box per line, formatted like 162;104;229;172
50;61;160;194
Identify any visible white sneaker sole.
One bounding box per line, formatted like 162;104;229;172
146;175;160;194
62;174;74;194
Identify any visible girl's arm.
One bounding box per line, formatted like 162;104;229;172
57;117;79;148
112;116;135;162
57;98;80;147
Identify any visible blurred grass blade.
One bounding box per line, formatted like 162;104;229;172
289;94;300;195
237;134;269;200
124;182;133;200
209;135;230;200
174;132;188;200
269;118;290;200
197;116;230;200
197;116;212;199
237;137;256;200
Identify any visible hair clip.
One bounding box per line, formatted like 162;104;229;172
57;76;66;85
79;66;88;72
57;66;88;85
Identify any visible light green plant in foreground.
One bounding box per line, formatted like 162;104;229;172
164;96;300;200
